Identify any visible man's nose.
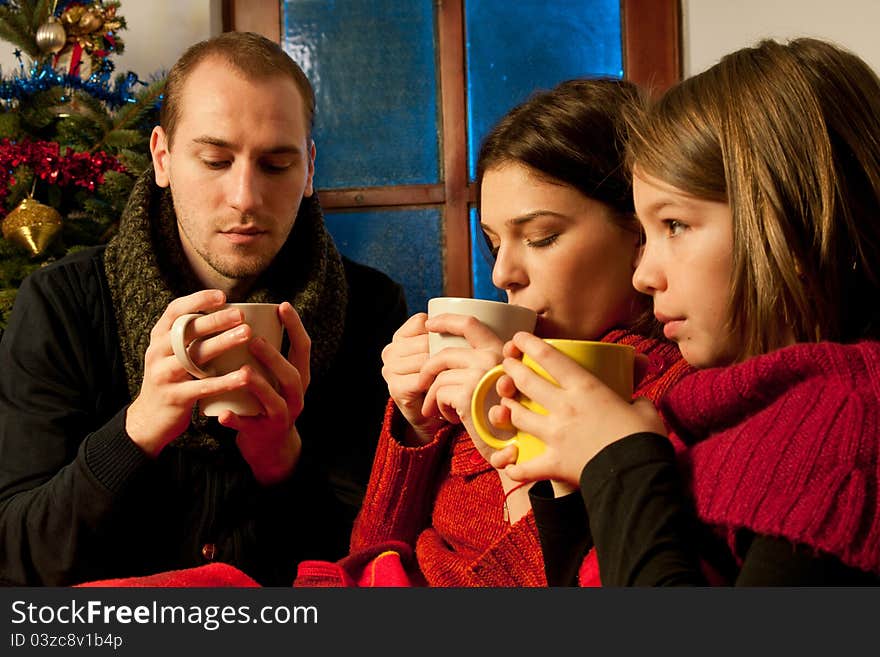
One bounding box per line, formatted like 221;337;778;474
229;162;262;214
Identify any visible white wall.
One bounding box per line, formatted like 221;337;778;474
1;0;219;80
683;0;880;77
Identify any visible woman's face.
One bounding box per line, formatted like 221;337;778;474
480;162;641;340
631;168;738;368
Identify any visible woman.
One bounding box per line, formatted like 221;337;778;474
490;38;880;585
295;78;691;587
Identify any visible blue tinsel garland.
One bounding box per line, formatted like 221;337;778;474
0;58;149;109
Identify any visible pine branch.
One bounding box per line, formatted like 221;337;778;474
30;0;52;33
110;76;165;132
93;76;164;151
0;5;39;58
0;10;40;58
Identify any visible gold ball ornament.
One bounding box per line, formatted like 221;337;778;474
78;9;104;34
1;198;63;257
35;16;68;54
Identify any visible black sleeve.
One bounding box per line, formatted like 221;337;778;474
296;258;408;547
0;258;151;585
529;479;592;586
582;433;879;586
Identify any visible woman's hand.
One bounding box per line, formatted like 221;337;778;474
487;332;667;485
381;313;445;444
419;312;505;455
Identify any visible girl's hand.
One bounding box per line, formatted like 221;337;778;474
487;332;667;485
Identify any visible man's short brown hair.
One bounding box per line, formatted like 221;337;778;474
160;31;315;148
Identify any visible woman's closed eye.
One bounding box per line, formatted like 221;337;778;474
526;233;560;249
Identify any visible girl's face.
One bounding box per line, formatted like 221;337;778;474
480;162;640;340
631;169;738;368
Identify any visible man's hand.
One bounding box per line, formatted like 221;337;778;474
126;290;252;457
217;302;310;485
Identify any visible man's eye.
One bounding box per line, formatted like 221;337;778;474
261;162;292;173
202;160;229;170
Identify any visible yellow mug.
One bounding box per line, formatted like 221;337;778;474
470;339;635;463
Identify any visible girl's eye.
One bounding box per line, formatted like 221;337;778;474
526;233;560;249
663;219;687;237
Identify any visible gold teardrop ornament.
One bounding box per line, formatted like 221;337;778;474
1;198;63;257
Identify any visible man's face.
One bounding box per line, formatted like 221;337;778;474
150;57;315;293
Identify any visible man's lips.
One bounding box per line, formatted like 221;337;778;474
220;226;267;244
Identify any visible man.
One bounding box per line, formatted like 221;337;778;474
0;32;407;586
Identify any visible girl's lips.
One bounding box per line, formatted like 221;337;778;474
662;318;685;340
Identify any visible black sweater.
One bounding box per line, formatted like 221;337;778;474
531;434;880;586
0;246;406;586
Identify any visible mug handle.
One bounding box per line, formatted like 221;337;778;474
470;364;517;451
170;313;214;379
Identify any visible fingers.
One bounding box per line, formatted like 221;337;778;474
280;302;311;391
489;444;519;470
424;313;505;350
392;313;429;339
501;339;523;359
217;364;291;432
511;332;603;391
184;319;251;370
154;289;228;336
499;395;546;441
498;356;561;411
417;347;501;390
421;367;480;423
382;313;430;381
487;402;513;430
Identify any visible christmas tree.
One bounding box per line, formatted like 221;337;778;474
0;0;164;329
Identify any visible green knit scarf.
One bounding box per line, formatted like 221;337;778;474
104;168;348;449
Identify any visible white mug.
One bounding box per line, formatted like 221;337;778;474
170;303;283;416
426;297;537;355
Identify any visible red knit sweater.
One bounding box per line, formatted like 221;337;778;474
659;340;880;576
338;329;691;587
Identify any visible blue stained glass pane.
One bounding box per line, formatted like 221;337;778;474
470;208;505;302
465;0;623;179
282;1;439;188
324;207;443;315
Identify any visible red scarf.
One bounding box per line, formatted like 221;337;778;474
660;341;880;576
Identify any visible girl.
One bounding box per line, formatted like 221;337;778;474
491;38;880;585
295;78;691;587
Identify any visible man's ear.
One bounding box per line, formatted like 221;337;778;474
150;126;171;188
303;139;316;198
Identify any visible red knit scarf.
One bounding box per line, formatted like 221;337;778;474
659;341;880;575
